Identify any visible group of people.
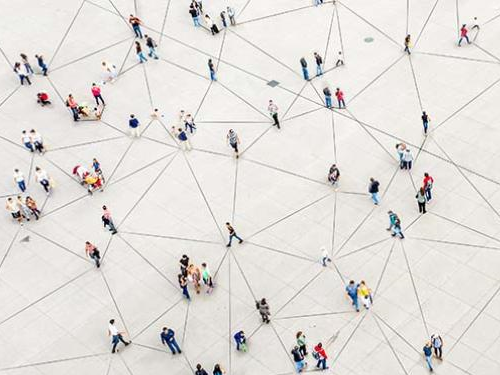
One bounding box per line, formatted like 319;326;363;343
345;280;373;312
5;195;41;225
72;158;105;194
178;254;214;301
292;333;330;372
13;53;48;85
65;84;105;122
188;1;236;32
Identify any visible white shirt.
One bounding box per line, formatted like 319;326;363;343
22;134;31;143
35;169;49;181
6;200;19;213
205;17;213;27
108;323;118;336
403;151;413;162
268;103;278;114
13;171;25;182
31;132;42;143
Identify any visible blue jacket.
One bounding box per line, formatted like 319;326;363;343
161;329;175;344
423;346;432;357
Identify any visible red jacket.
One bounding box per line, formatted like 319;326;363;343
460;27;468;37
314;345;327;359
423;175;434;188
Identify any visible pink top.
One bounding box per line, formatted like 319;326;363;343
336;90;344;100
103;209;111;220
460;27;468;37
91;86;101;97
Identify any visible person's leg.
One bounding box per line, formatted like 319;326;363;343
422;202;426;214
166;341;176;354
112;338;119;353
25;75;31;85
426;356;433;371
172;339;181;353
41;180;50;193
234;233;243;243
99;95;105;105
18;181;26;192
409;161;412;170
353;296;359;311
227;233;234;247
108;219;117;233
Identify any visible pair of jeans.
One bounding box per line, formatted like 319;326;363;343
20;75;31;85
70;107;79;121
40;179;50;193
295;360;305;373
423;121;428;133
402;161;412;170
138;52;147;63
104;218;117;233
24;142;34;152
94;94;105;106
166;339;181;354
133;25;143;38
371;192;380;205
338;99;345;108
316;64;323;76
425;187;432;201
458;35;470;45
39;63;48;75
349;295;359;311
325;96;332;108
425;355;433;370
90;252;101;267
185;123;196;133
227;233;243;246
193;16;200;26
316;358;326;370
302;67;309;80
210;70;216;81
111;334;128;352
17;180;26;192
148;47;159;59
272;113;280;127
433;347;442;358
182;285;190;300
418;201;426;214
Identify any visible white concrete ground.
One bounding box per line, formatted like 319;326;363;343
0;0;500;374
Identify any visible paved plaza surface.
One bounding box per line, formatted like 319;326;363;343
1;0;500;374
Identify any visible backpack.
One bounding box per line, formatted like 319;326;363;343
312;351;320;360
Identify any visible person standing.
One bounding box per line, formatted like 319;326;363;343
335;88;345;108
234;330;246;351
145;35;159;59
423;342;434;372
13;169;26;192
20;53;34;75
22;130;34;152
91;83;105;106
320;247;331;267
129;114;140;137
85;241;101;268
93;158;105;182
178;273;191;300
227;6;236;25
335;51;344;66
17;196;31;221
212;364;224;375
102;205;118;234
205;14;219;35
108;319;130;353
102;61;117;83
195;364;209;375
160;327;182;354
208;59;216;81
189;6;201;26
358;280;372;309
184;114;196;134
268;100;280;129
431;334;443;360
256;298;270;323
346;280;360;312
416;187;427;214
323;86;332;108
225;222;243;247
14;62;31;85
423;173;434;201
135;41;147;63
180;254;190;277
177;128;192;151
201;263;214;293
421;111;430;134
220;11;227;28
26;196;40;220
227;129;240;158
402;149;414;170
368;178;380;205
458;24;471;46
6;198;23;225
296;331;308;356
313;52;323;76
34;166;51;195
30;129;45;154
392;215;405;239
66;94;79;121
128;15;143;38
291;346;306;373
404;34;411;54
300;57;309;80
396;143;406;168
35;54;48;76
313;343;328;370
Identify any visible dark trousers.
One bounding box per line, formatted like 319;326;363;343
316;358;327;370
111;334;128;353
433;347;442;358
70;107;79;121
272;113;280;128
133;25;143;38
402;161;412;170
299;344;307;356
425;187;432;201
17;181;26;192
20;75;31;85
90;251;101;267
227;232;243;246
166;339;181;354
40;179;50;192
418;201;426;214
34;141;44;153
260;313;270;323
103;218;117;233
94;94;105;106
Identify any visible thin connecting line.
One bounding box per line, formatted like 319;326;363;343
0;85;21;109
334;1;345;63
410;237;500;251
119;231;220;244
336;237;391;260
48;136;126;152
245;241;317;263
406;0;410;36
275;311;353;320
231;160;238;223
26;228;89;262
323;4;337;66
407;55;423;111
414;0;440;47
0;352;109;371
103;139;135;186
415;50;500;64
158;0;172;46
372;314;409;375
331;313;368;363
0;227;21;276
141;64;154;109
106;0;133;30
372;240;396;298
101;271;131;336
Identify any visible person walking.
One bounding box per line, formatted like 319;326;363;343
234;330;246;351
227;6;236;25
313;52;323;76
184;114;196;134
392;215;405;239
20;53;34;75
300;57;309;80
180;254;190;277
323;86;332;108
108;319;130;353
421;111;430;134
387;211;398;232
220;11;227;27
179;273;191;300
212;364;225;375
291;346;306;373
396;143;406;168
205;15;219;35
6;198;23;225
256;298;270;323
93;158;105;182
320;247;331;267
458;24;471;46
335;88;345;108
129;114;140;137
66;94;79;121
176;128;192;151
85;241;101;268
91;83;105;106
402;149;414;170
13;169;26;192
30;129;45;154
227;129;240;158
201;262;214;293
368;177;380;205
35;54;48;76
335;51;344;66
358;280;372;309
135;41;147;63
189;5;201;26
129;15;143;38
404;34;411;54
26;196;40;220
225;222;243;247
101;205;118;234
195;364;209;375
13;62;31;86
423;342;434;372
328;164;340;185
145;34;159;59
346;280;360;312
102;61;117;83
17;196;32;221
296;331;308;356
22;130;34;152
208;59;216;81
416;187;427;214
431;334;443;360
268;100;280;129
313;343;328;370
160;327;182;354
34;166;51;195
423;173;434;201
